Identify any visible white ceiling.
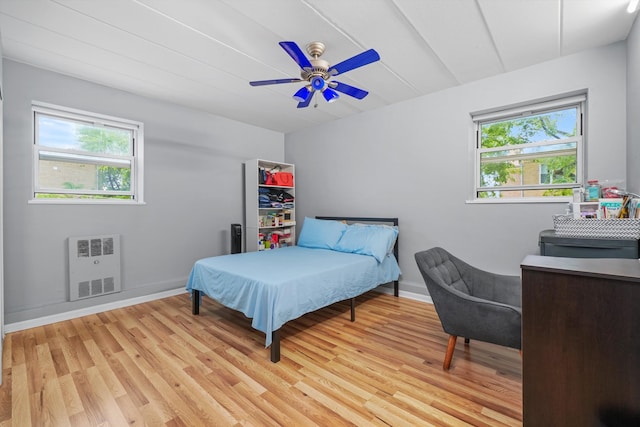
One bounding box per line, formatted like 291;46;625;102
0;0;637;134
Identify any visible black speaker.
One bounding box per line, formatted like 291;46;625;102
231;223;242;254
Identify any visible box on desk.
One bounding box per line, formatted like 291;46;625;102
598;198;623;218
570;202;598;219
570;199;639;219
553;214;640;239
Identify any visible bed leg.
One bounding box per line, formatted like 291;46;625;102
192;290;200;315
270;330;281;363
350;298;356;322
393;280;399;297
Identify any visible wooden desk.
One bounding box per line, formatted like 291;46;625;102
521;255;640;426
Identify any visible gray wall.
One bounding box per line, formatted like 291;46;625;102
0;28;4;367
285;42;628;295
3;60;284;324
628;15;640;195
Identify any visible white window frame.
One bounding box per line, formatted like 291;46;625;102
469;94;586;203
31;102;145;204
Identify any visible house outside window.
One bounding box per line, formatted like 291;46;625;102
471;94;585;202
32;102;144;204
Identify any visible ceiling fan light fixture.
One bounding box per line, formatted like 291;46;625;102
311;76;325;91
322;88;339;103
293;86;312;102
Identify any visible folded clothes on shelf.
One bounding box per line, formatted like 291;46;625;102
258;188;294;206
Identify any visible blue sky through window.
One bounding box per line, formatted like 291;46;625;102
37;115;84;150
37;113;132;155
508;108;577;143
481;107;578;156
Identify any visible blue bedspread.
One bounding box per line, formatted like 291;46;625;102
185;246;401;347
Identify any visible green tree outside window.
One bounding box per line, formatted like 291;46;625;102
479;108;578;198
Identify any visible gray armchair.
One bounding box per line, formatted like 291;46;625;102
414;247;521;370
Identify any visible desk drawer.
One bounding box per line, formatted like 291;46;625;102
539;229;639;259
540;242;638;258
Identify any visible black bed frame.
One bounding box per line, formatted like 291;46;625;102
191;216;399;362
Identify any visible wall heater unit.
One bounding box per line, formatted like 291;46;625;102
68;234;121;301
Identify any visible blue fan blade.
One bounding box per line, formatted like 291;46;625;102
328;49;380;76
330;81;369;99
249;78;303;86
297;91;314;108
279;41;313;70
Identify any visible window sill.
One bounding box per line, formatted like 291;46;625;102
29;198;146;206
465;197;571;205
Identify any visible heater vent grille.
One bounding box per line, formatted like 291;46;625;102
68;235;121;301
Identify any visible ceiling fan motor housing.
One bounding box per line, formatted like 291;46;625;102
301;58;330;82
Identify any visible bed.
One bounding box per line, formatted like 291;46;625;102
186;216;400;362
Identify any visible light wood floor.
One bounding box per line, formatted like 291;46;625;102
0;291;522;426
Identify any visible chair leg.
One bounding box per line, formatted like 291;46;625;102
443;335;457;370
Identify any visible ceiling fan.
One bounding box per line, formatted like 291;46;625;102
249;41;380;108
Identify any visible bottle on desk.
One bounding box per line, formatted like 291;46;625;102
585;180;601;201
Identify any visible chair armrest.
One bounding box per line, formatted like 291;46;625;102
462;266;522;307
434;287;522;349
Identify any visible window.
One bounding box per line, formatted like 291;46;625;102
472;94;585;202
32;102;144;203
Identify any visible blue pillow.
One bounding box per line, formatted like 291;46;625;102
334;224;398;263
297;217;347;250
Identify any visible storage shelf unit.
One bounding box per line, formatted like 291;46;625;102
245;159;295;252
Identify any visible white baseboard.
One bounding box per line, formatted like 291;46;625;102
4;282;432;334
376;285;434;304
5;287;186;333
